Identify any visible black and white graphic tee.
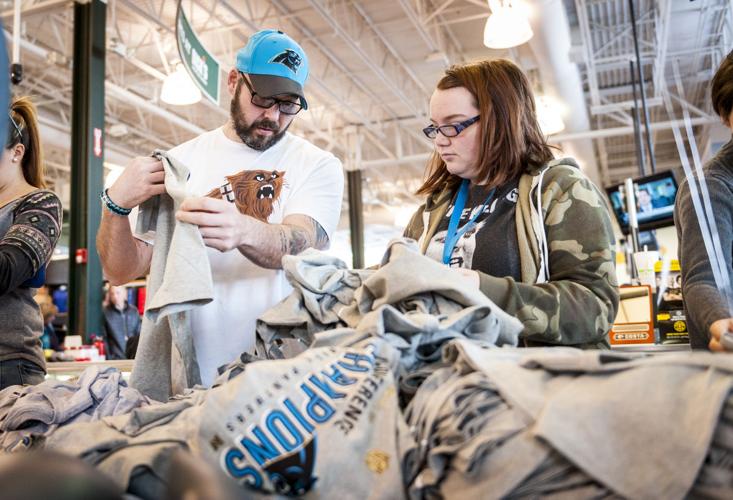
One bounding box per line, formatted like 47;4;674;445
425;178;521;281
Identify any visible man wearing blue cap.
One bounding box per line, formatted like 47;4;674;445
97;30;344;385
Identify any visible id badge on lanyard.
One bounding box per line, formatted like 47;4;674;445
442;179;496;265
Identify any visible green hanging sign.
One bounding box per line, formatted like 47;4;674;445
175;3;220;105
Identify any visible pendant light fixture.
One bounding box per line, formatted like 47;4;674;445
483;0;533;49
161;63;202;106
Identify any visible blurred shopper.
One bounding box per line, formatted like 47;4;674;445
0;96;62;388
676;50;733;351
102;285;141;360
40;301;61;351
34;283;52;308
97;30;343;385
52;284;68;313
403;59;618;347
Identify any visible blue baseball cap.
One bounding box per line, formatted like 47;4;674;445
236;29;309;110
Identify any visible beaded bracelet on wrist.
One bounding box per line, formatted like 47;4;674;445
100;189;132;216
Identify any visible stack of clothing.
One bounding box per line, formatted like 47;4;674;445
5;241;733;499
256;239;522;403
43;332;412;499
405;340;733;499
0;366;151;452
44;388;208;498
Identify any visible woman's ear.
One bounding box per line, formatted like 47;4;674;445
11;143;24;163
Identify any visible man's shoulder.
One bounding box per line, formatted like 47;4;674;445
169;127;221;157
281;132;338;163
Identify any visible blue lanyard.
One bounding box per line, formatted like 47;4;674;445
443;179;496;265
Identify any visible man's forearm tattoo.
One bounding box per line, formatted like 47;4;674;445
287;227;310;255
312;219;329;249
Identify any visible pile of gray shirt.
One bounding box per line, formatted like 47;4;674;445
0;365;151;452
43;332;414;499
405;340;733;499
256;239;523;405
6;240;733;499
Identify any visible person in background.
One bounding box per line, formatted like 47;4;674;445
52;284;68;313
0;96;62;388
34;284;52;309
676;49;733;351
102;285;141;360
403;59;619;347
39;301;61;351
97;30;344;384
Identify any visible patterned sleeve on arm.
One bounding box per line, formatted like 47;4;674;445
2;190;63;274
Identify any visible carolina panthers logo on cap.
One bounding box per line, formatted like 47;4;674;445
270;49;302;74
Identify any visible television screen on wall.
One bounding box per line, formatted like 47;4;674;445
605;171;678;233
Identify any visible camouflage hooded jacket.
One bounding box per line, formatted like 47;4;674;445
404;158;619;348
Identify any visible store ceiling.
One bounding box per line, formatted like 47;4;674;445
2;0;731;216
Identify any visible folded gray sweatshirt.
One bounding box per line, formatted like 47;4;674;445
131;150;214;401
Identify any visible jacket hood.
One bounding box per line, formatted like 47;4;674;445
423;157;580;210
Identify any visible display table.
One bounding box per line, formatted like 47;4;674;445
610;343;691;353
46;360;134;380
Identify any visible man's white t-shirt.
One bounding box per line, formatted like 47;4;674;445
133;127;344;385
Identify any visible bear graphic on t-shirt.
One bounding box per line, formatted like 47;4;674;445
206;169;285;222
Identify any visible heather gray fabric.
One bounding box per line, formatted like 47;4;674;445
45;333;412;499
690;396;733;498
45;403;203;495
404;363;557;499
196;333;413;498
534;361;733;499
340;239;521;331
131;150;214;401
436;341;733;500
255;249;371;359
256;240;522;366
0;365;151;452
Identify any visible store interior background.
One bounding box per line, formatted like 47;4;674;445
4;0;731;300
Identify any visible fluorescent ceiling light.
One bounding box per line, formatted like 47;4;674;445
535;95;565;136
161;64;202;106
483;0;533;49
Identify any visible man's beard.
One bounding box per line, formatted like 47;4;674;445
230;82;290;151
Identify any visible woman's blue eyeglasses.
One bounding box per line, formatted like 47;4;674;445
422;115;480;139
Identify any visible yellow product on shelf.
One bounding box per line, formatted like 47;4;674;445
654;259;689;344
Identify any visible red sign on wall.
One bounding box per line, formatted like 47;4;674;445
93;128;103;158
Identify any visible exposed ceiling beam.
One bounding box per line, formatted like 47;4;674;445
550;116;719;141
0;0;70;19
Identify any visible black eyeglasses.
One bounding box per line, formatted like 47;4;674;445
422;115;480;139
239;72;303;116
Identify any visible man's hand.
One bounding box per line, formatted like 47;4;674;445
709;318;733;351
176;197;248;252
107;156;166;209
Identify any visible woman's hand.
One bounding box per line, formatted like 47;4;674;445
709;318;733;351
